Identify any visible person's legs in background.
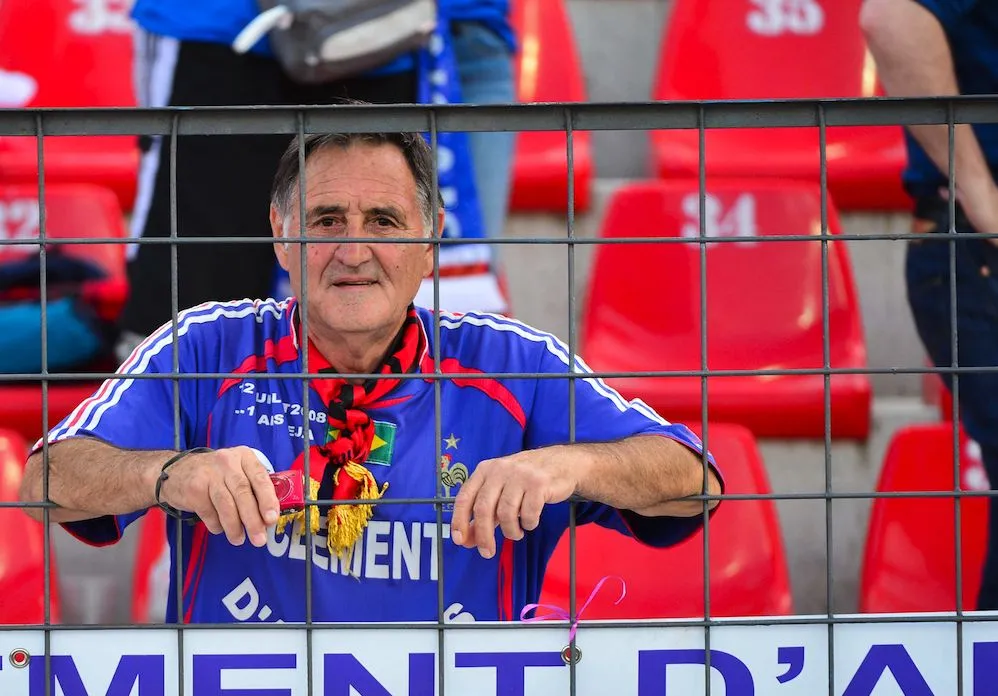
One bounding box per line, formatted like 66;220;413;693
905;210;998;610
452;21;516;242
118;39;290;361
119;38;418;362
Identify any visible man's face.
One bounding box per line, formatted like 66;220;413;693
271;143;437;339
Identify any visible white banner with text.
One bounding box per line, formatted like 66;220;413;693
1;614;995;695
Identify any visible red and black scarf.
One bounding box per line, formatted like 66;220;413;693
278;304;426;561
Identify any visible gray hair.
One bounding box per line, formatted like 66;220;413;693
271;131;442;237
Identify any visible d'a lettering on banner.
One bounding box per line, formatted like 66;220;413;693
2;619;997;695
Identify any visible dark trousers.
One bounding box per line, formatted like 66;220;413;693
905;195;998;610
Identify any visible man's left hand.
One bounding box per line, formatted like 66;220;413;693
450;447;582;559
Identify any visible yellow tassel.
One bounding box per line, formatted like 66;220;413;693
327;461;389;562
273;466;387;568
275;477;321;538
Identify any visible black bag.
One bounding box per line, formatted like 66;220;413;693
233;0;438;85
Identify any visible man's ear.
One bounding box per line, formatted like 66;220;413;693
271;204;290;271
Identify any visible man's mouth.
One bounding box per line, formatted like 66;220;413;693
332;279;377;287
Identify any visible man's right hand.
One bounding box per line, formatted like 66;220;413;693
156;446;280;548
943;181;998;247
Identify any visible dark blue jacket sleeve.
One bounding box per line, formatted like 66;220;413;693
912;0;979;30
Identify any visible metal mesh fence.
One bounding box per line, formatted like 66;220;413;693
4;96;998;694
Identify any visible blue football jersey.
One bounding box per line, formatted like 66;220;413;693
37;298;721;624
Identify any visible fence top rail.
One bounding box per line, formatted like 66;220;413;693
1;96;997;136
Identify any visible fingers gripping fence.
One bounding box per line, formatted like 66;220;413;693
1;96;998;695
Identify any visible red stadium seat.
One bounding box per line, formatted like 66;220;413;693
508;0;593;213
0;0;138;211
651;0;909;212
539;422;792;619
0;184;129;445
0;429;61;623
132;506;169;623
860;423;989;613
579;179;872;440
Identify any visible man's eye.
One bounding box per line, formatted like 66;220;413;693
375;217;397;227
317;217;337;228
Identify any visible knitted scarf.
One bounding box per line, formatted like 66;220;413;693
277;305;425;562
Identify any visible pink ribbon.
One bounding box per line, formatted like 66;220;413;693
519;575;627;644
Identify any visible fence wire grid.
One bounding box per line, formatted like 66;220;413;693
4;96;998;696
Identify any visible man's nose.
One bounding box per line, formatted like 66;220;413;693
331;222;373;266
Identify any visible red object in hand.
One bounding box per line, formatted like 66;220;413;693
270;471;304;512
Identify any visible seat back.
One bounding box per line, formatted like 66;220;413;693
0;429;61;624
860;423;989;613
0;0;134;109
0;185;127;444
657;0;869;102
508;0;592;212
538;422;792;618
0;184;129;322
0;0;139;209
650;0;908;210
580;179;866;372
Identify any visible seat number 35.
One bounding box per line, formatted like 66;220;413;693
747;0;824;36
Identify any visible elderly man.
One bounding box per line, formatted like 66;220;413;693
20;130;723;624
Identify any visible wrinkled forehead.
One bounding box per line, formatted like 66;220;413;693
289;143;419;215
